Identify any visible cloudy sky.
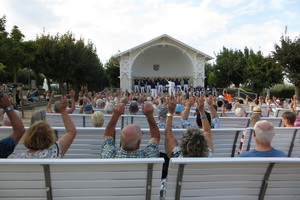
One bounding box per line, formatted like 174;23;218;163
1;0;299;63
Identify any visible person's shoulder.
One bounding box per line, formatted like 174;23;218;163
271;148;287;157
238;149;256;157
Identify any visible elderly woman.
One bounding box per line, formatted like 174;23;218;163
8;96;77;159
164;95;214;158
104;102;114;114
91;111;105;127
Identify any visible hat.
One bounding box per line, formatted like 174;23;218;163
218;95;224;99
252;106;262;113
129;102;139;113
84;104;93;112
234;108;244;117
158;107;168;118
175;104;182;113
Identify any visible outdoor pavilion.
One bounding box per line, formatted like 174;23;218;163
113;34;213;92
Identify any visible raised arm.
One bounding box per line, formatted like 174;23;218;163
0;93;25;146
67;90;75;114
104;103;124;139
57;96;77;157
290;95;297;114
47;91;55;113
78;97;88;114
164;95;178;158
221;102;229;117
142;102;160;145
196;96;214;152
181;96;194;120
245;95;251;107
205;95;218;120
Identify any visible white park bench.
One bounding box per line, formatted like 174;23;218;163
166;157;300;200
0;158;164;200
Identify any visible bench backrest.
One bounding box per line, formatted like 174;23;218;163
46;113;124;128
0;158;164;200
243;127;300;157
2;125;299;159
166;157;300;200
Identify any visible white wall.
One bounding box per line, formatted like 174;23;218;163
131;45;193;78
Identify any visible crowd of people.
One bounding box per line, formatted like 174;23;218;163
1;85;296;158
1;84;298;199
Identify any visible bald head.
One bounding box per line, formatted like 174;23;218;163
121;124;142;151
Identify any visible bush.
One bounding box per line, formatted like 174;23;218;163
270;87;295;99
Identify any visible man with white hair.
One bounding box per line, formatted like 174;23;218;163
238;120;286;157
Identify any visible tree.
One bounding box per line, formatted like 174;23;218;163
213;47;246;88
105;57;120;88
244;49;283;94
0;15;9;67
273;35;300;95
0;21;38;83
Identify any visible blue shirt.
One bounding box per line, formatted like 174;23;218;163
0;137;15;158
238;148;287;157
100;138;159;158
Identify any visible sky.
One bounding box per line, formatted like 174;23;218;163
1;0;299;63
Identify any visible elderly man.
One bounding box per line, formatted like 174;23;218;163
0;93;25;158
100;102;160;158
238;120;286;157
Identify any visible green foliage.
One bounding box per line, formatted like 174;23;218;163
213;47;246;87
207;71;217;86
208;46;283;94
270;87;295;98
244;49;283;93
273;35;300;95
0;17;38;83
33;32;107;94
105;57;120;88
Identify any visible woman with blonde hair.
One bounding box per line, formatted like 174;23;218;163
8;96;77;159
91;111;105;127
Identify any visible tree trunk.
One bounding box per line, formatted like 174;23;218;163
295;85;300;99
73;80;79;102
59;80;64;95
13;69;18;83
46;77;51;92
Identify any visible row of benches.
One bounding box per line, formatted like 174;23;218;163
1;158;300;200
1;126;300;159
46;113;284;128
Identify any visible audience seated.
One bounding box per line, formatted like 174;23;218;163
157;106;180;129
196;95;220;129
288;95;300;127
129;101;139;114
100;102;160;158
30;110;47;125
238;120;286;157
8;96;77;159
2;110;21;126
164;95;214;158
91;111;104;127
281;111;296;127
104;102;114;114
0;93;26;158
47;90;75;114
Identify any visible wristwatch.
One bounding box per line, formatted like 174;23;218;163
167;113;173;117
3;105;13;112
